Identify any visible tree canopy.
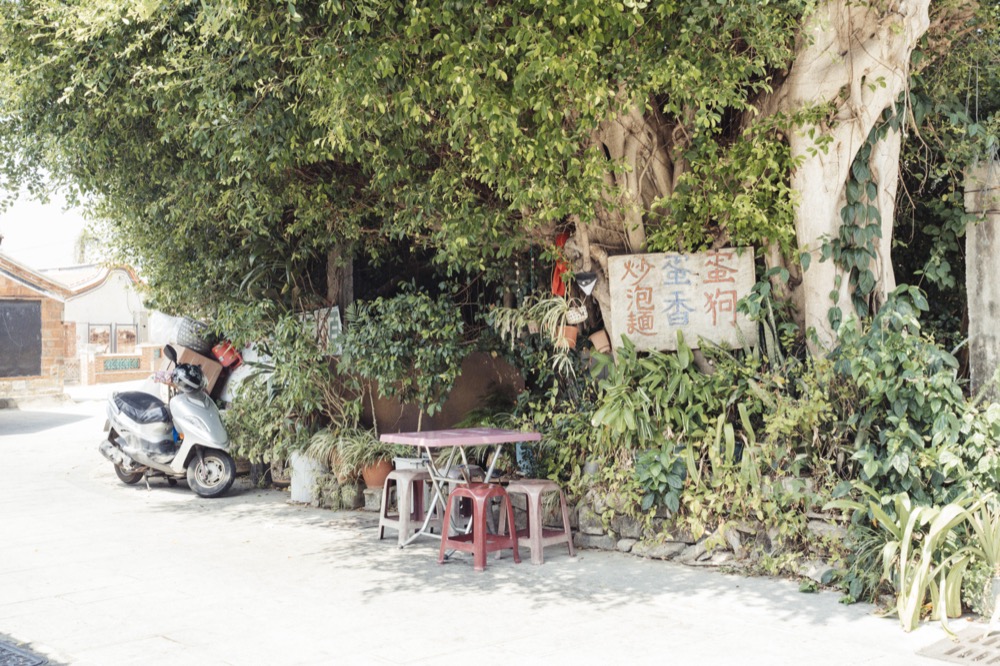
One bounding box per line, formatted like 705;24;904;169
0;0;995;348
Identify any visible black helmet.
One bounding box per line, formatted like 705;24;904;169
172;363;205;392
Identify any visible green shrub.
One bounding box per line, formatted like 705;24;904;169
634;441;686;513
220;309;343;464
834;286;978;504
224;374;313;465
340;287;467;431
590;334;725;458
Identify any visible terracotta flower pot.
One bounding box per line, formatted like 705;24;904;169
328;450;352;484
559;325;579;349
361;459;393;489
589;329;611;353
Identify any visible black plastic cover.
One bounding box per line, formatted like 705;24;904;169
113;391;170;424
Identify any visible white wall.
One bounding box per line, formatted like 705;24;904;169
64;269;147;353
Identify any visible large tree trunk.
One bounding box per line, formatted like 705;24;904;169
565;0;932;353
870;127;901;307
574;100;677;343
765;0;930;349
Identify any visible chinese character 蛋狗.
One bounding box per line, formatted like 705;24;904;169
704;250;737;284
705;288;738;326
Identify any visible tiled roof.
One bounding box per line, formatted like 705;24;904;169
0;252;72;300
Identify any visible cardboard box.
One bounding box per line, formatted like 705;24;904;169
160;345;223;394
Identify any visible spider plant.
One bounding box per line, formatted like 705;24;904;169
490;294;578;378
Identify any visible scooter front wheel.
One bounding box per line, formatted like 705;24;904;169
186;450;236;498
114;463;144;485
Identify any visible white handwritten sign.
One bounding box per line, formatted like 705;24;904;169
608;249;757;351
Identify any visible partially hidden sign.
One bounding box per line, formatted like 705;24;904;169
608;248;758;351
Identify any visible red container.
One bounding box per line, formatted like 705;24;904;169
211;341;243;368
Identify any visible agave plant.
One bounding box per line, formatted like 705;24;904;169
826;485;984;633
966;499;1000;576
963;498;1000;630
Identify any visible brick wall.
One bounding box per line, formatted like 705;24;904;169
0;272;68;400
63;322;80;383
85;344;159;385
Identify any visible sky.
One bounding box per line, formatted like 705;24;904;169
0;192;89;270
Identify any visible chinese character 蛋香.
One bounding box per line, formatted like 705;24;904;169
664;290;695;326
663;255;691;286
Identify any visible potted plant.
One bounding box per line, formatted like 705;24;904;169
349;427;393;489
339;287;467;431
307;425;403;489
490;293;585;378
492;294;583;350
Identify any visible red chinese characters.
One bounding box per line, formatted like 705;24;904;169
622;257;655;336
703;250;738;326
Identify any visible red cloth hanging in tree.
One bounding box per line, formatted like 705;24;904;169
550;231;570;297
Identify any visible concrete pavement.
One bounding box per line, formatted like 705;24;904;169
0;385;960;665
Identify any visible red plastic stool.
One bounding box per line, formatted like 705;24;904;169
439;483;520;571
498;479;575;565
379;469;437;546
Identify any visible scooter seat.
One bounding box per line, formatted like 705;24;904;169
113;391;170;424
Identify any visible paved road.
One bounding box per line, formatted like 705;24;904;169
0;390;953;665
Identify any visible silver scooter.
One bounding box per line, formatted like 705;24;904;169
99;345;236;497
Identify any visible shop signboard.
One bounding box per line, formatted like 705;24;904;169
608;248;757;351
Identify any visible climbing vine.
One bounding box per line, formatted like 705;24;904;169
823;106;903;330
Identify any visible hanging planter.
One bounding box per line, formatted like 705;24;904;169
566;298;588;325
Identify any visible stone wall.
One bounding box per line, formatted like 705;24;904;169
571;489;844;581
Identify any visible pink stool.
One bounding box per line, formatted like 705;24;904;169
439;483;520;571
379;469;437;546
499;479;575;564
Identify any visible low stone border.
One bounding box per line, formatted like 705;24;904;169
571;489;846;581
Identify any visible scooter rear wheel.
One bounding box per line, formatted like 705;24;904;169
114;464;144;485
186;450;236;498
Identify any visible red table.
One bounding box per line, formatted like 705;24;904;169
380;428;541;546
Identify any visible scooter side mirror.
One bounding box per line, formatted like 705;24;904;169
163;345;178;364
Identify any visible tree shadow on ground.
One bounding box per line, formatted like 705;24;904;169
142;489;901;634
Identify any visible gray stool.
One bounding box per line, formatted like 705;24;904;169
498;479;575;564
378;469;437;546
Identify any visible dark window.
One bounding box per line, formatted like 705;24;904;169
0;300;42;377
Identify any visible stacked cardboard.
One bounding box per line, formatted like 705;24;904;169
160;345;223;394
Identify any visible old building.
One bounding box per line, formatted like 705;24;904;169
40;264;151;385
0;252;72;401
